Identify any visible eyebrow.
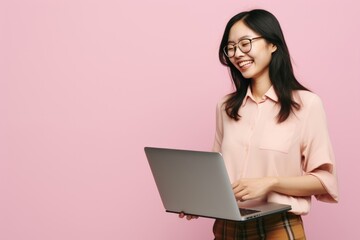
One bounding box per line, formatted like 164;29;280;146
227;35;253;43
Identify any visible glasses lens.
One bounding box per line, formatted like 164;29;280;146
239;39;251;53
224;45;235;57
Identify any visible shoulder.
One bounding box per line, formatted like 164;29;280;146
293;90;327;120
293;90;323;109
216;94;231;109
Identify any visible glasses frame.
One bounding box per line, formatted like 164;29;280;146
223;37;263;58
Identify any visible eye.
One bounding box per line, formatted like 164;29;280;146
226;45;235;51
240;41;250;47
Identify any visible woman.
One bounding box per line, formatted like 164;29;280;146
181;9;338;239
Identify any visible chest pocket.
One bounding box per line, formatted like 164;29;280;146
259;120;296;154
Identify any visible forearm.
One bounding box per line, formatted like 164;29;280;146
270;174;327;197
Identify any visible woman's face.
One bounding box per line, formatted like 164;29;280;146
227;20;277;82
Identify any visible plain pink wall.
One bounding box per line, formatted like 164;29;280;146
1;0;359;239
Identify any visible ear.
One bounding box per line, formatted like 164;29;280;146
271;44;277;53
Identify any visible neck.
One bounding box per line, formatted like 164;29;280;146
250;77;272;102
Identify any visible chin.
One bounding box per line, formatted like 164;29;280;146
240;71;254;79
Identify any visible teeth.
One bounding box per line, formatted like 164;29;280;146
239;60;253;67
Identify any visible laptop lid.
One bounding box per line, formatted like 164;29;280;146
144;147;291;221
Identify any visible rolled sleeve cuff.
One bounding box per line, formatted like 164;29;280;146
309;170;339;203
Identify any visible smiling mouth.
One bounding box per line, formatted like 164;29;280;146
238;60;253;68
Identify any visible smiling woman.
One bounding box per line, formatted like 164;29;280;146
180;9;339;240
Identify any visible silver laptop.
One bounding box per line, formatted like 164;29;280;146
144;147;291;221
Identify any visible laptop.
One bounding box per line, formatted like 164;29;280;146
144;147;291;221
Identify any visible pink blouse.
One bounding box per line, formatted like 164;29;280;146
212;86;338;214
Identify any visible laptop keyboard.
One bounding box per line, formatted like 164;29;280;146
239;208;260;216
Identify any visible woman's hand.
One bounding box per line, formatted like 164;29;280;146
232;177;277;201
178;212;199;220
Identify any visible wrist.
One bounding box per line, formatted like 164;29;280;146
269;176;279;192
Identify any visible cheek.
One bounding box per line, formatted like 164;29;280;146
229;59;238;68
257;52;273;66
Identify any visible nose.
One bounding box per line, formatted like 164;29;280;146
234;46;244;58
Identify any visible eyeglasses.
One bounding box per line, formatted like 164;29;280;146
223;37;263;58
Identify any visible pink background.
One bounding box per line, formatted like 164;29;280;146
1;0;359;239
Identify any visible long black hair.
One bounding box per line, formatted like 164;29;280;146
219;9;309;123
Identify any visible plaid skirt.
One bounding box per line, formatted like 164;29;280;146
213;212;306;240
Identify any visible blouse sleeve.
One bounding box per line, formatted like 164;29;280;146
212;101;224;152
301;95;339;203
